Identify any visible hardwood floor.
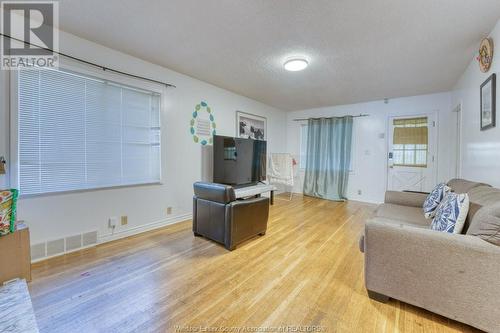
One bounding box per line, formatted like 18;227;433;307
30;195;479;333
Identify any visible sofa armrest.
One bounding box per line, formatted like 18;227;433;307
364;218;500;332
384;190;427;207
193;182;236;203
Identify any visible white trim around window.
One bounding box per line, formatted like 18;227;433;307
10;59;167;196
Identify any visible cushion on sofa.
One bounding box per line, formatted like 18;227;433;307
463;202;482;234
375;204;430;227
384;190;428;207
467;203;500;246
358;217;429;253
467;186;500;207
447;178;490;194
430;193;469;234
423;183;450;218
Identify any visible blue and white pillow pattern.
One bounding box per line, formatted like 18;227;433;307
423;183;451;218
430;192;470;234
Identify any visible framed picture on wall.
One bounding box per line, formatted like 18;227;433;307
480;73;496;131
236;111;267;140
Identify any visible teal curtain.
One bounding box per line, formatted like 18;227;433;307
303;116;353;201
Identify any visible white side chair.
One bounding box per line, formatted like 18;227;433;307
268;153;296;200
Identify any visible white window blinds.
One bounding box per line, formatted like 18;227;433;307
18;68;161;195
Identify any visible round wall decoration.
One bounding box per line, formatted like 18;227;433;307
478;37;494;73
190;101;216;145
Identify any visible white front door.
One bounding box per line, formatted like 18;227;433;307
387;114;437;192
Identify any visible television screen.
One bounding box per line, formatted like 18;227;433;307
213;135;267;186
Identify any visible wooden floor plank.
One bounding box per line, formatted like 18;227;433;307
30;195;480;333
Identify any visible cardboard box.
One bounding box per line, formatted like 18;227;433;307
0;224;31;283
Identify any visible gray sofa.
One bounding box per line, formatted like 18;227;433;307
360;179;500;333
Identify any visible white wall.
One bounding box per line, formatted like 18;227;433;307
452;19;500;187
286;92;454;203
0;31;287;245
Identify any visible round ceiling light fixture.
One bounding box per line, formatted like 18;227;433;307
283;58;308;71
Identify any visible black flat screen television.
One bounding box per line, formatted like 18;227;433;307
213;135;267;186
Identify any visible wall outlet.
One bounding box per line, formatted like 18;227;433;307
120;216;128;226
357;189;362;195
166;207;172;215
108;217;118;229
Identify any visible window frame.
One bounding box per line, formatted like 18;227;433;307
10;59;167;197
392;144;428;168
391;117;428;168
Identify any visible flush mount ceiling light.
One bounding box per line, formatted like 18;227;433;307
283;58;308;71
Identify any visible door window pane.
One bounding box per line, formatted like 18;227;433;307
392;117;428;167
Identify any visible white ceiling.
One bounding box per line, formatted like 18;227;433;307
58;0;500;111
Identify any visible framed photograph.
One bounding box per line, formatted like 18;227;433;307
236;111;267;140
480;73;496;131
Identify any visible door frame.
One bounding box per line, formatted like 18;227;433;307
0;69;10;189
385;111;439;192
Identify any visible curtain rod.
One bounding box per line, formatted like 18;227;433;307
0;33;176;88
293;114;369;121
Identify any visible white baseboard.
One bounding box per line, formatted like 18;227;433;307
289;191;382;205
98;212;192;244
31;213;192;263
347;198;382;205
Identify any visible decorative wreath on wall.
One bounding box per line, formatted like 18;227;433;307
190;101;217;145
478;37;494;73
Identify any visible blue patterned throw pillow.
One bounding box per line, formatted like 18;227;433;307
423;183;450;218
430;193;470;234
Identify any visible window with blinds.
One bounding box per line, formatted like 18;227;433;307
17;68;161;195
392;117;428;167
